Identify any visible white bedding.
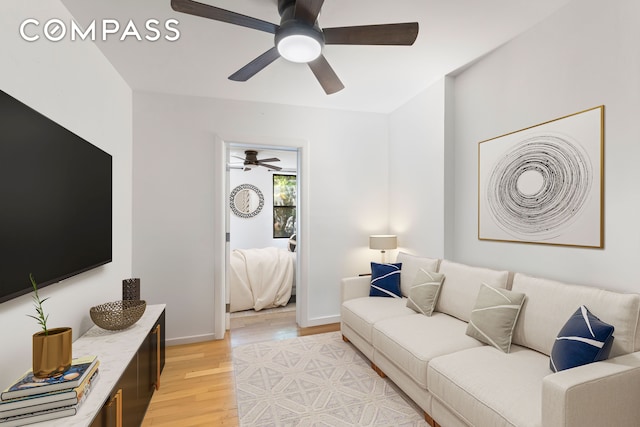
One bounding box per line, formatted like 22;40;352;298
230;247;295;312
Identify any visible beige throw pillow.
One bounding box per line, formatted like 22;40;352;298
466;283;526;353
395;252;440;297
406;269;445;316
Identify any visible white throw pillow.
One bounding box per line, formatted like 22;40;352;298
395;252;440;297
437;260;510;322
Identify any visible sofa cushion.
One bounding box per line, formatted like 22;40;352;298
372;313;483;389
341;296;415;344
436;260;510;322
511;273;640;357
406;270;445;316
466;284;526;353
428;345;549;427
395;252;440;297
550;305;615;372
369;262;402;298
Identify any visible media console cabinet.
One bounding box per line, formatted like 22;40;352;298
31;304;166;427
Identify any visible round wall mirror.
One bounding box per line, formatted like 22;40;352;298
230;184;264;218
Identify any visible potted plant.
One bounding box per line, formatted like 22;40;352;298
29;274;72;378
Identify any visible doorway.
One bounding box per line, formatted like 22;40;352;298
225;142;301;337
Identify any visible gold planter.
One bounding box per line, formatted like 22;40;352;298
32;327;72;378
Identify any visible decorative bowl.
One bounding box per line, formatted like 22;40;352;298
90;300;146;331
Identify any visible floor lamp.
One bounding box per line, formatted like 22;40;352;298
369;235;397;264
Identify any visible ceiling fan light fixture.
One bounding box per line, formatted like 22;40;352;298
277;34;322;63
172;0;419;94
278;34;322;63
275;20;324;64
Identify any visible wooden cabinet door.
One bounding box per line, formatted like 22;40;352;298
89;308;166;427
138;331;154;407
120;353;140;427
89;388;122;427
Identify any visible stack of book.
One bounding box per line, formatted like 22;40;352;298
0;356;99;427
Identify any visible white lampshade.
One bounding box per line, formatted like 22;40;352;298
369;235;397;263
277;34;322;63
369;235;398;250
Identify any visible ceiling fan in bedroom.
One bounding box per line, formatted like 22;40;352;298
170;0;419;94
232;150;282;171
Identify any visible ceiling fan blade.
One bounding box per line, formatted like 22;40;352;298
231;155;246;161
257;157;281;163
324;22;419;45
171;0;279;34
259;163;283;171
294;0;324;24
229;47;280;81
308;55;344;95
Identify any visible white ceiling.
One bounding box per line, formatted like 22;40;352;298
61;0;573;113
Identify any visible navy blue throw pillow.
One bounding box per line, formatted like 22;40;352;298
369;262;402;298
550;305;615;372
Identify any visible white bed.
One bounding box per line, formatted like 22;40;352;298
229;247;296;312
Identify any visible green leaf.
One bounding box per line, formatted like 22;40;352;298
27;274;49;333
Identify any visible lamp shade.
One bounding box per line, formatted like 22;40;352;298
369;235;398;250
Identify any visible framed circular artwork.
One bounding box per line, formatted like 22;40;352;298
230;184;264;218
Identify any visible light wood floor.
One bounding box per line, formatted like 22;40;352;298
141;309;340;426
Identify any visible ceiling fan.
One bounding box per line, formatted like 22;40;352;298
170;0;419;94
232;150;282;171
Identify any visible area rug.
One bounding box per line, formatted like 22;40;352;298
232;331;428;427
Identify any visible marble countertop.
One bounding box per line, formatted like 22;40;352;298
27;304;166;427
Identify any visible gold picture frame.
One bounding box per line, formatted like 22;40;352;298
478;106;604;248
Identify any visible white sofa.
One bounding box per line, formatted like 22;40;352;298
340;255;640;427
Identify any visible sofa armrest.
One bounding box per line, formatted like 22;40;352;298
341;276;370;303
542;352;640;427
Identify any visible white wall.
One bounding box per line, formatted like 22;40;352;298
388;79;447;259
450;0;640;291
132;92;388;342
0;1;132;388
229;166;295;251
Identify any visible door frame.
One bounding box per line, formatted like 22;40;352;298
213;134;310;339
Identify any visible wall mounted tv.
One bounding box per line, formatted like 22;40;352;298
0;89;112;304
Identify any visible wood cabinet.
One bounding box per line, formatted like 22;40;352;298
90;309;165;427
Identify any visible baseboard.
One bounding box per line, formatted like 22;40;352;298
166;333;217;346
304;314;341;327
168;313;341;344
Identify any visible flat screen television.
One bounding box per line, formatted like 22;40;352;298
0;89;112;303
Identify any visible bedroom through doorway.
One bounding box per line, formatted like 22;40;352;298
226;143;300;340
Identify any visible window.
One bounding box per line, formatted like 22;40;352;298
273;174;296;238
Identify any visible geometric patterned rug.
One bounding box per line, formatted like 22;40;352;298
232;331;429;426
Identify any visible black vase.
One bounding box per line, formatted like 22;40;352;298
122;278;140;301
